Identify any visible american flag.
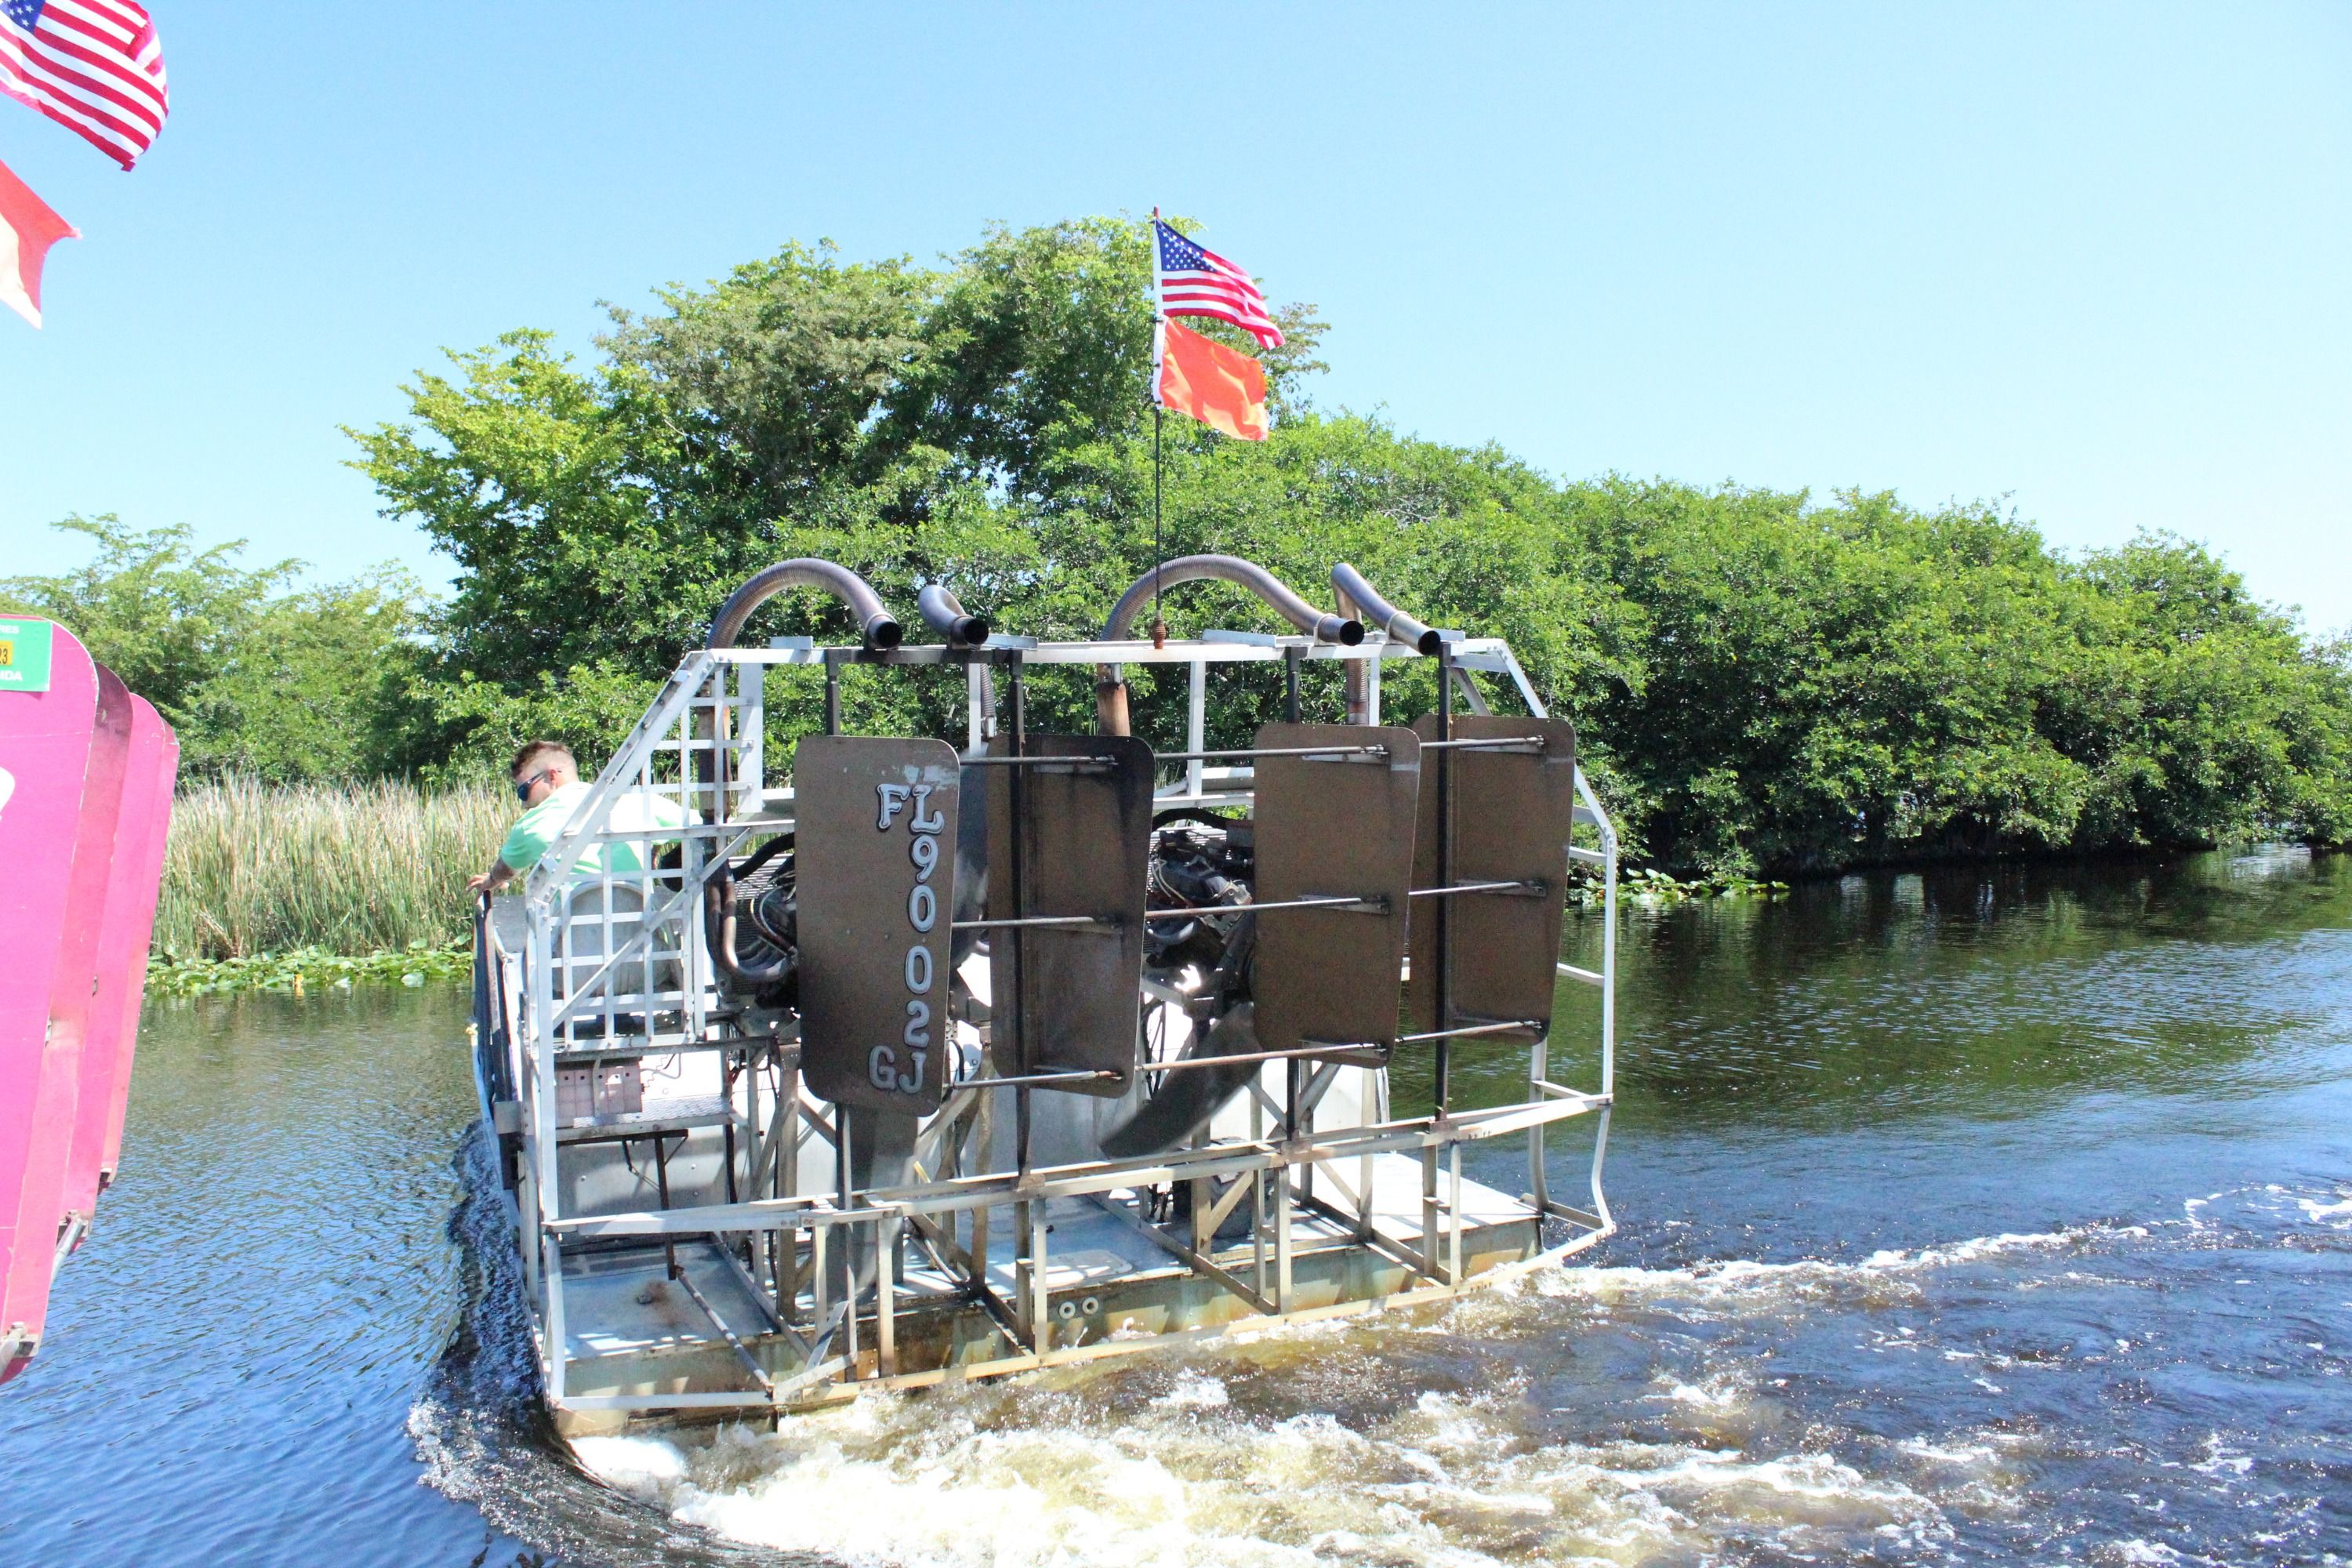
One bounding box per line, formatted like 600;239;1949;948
1;0;168;171
1154;218;1284;349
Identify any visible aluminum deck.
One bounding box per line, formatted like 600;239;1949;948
554;1155;1541;1417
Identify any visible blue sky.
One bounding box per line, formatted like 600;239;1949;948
5;3;2347;632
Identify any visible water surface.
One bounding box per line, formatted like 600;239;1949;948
3;848;2346;1566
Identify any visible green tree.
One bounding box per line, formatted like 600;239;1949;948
0;514;298;719
1;517;434;782
2063;534;2352;848
349;217;1328;771
348;212;2350;864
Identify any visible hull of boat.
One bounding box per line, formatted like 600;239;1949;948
0;623;178;1380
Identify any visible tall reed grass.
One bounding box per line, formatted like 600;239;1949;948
155;778;510;959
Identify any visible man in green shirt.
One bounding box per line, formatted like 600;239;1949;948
468;739;688;893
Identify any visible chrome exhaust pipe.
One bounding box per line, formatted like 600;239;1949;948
706;558;902;652
1331;564;1454;725
1094;554;1363;734
1330;563;1443;655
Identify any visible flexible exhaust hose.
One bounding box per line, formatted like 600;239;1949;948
706;557;902;652
705;873;795;989
702;557;899;985
916;583;992;647
1093;554;1363;735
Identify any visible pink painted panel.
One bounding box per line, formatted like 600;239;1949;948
4;660;132;1283
62;695;175;1235
0;623;100;1377
95;706;177;1191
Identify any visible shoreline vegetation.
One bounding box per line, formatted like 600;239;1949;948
147;943;473;999
149;778;503;996
143;779;1792;998
142;779;2333;1000
8;214;2342;1003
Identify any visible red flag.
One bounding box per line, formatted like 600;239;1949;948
1154;319;1269;441
0;154;76;328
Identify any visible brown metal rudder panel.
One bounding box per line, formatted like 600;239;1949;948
1249;723;1421;1065
1406;715;1578;1040
794;735;963;1113
986;734;1152;1097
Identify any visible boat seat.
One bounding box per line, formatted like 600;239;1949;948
549;878;680;1042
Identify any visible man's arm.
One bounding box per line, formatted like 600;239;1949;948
468;858;518;895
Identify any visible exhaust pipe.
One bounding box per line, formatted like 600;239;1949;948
705;873;795;991
1105;554;1361;647
1331;564;1454;726
1330;563;1443;656
920;584;1002;756
916;583;992;648
1094;554;1363;735
706;558;902;653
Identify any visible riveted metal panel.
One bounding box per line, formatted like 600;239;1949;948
1249;723;1422;1065
986;734;1153;1097
794;736;962;1113
1407;715;1578;1040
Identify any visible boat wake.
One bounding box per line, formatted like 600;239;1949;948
561;1222;2160;1568
407;1123;771;1566
422;1151;2352;1567
576;1371;1966;1568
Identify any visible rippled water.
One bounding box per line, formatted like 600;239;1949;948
3;849;2346;1566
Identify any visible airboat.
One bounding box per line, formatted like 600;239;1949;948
470;554;1619;1436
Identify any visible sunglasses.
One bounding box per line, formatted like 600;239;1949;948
513;769;550;804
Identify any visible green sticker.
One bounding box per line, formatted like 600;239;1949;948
0;618;56;693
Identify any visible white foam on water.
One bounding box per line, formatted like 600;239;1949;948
572;1374;1965;1568
1662;1382;1738;1409
1896;1438;1998;1467
2172;1181;2352;1237
2187;1435;2253;1479
2296;1194;2352;1226
2107;1542;2230;1561
572;1432;691;1496
1152;1370;1231;1410
1516;1224;2118;1318
561;1226;2146;1565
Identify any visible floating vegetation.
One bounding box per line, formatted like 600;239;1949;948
145;941;471;998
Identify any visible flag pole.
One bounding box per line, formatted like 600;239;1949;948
1152;403;1164;641
1149;208;1167;647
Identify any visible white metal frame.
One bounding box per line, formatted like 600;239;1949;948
478;628;1618;1421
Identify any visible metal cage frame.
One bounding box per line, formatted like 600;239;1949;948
474;626;1618;1426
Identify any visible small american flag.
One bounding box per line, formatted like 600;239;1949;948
1;0;169;171
1154;218;1284;349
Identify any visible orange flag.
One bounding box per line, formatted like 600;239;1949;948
1155;318;1268;441
0;157;77;329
